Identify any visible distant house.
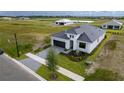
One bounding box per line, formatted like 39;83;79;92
72;20;94;23
1;17;12;20
51;25;106;54
18;17;30;20
55;19;73;25
101;20;123;30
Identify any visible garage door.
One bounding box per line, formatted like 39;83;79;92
53;40;65;48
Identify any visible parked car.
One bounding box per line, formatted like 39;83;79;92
0;49;4;55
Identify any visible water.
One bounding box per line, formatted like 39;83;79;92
0;11;124;17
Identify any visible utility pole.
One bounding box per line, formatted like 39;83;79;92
14;33;20;57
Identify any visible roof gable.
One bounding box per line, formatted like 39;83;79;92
77;32;92;43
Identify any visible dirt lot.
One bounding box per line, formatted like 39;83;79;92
95;34;124;77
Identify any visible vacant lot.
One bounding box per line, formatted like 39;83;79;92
0;18;82;58
93;34;124;79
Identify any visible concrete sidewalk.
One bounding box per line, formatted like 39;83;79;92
26;53;85;81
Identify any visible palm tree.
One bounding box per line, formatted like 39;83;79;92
47;48;58;80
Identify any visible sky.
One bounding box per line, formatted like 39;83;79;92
0;11;124;17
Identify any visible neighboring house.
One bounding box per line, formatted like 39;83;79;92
51;24;106;54
55;19;73;25
0;17;12;20
72;20;94;23
18;17;30;20
101;19;123;30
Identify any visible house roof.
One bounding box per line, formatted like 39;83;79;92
102;20;123;26
52;31;69;40
77;32;92;42
77;25;105;42
55;19;72;23
52;24;106;43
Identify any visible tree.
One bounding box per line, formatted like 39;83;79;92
47;48;58;80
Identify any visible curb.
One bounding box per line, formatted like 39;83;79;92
4;53;46;81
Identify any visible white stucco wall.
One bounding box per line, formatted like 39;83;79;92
88;33;105;53
77;33;105;54
66;33;81;50
64;22;74;25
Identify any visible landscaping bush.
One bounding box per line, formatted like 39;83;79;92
68;55;83;62
66;50;89;62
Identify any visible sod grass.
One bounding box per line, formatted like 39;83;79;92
36;65;72;81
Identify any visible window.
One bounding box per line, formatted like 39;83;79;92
70;35;74;38
114;26;119;29
79;42;86;49
103;25;106;27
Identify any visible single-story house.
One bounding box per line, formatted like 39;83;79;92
18;17;30;20
51;24;106;54
101;20;123;30
72;20;94;23
1;17;12;20
55;19;74;25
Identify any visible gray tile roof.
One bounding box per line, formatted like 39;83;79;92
77;32;92;42
77;25;105;42
52;24;106;42
102;20;123;26
52;31;69;40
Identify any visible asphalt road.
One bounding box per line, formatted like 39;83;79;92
0;54;40;81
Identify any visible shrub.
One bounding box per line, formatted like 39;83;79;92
66;50;88;62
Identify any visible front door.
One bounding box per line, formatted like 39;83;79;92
70;40;73;49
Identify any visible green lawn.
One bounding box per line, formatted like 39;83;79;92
85;69;122;81
57;54;86;76
36;65;72;81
